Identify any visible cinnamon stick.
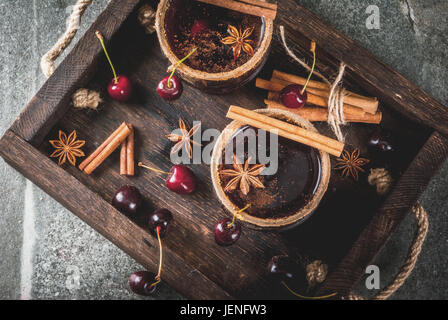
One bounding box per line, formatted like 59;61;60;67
273;70;375;100
238;0;278;10
256;77;286;92
306;93;366;117
269;77;364;103
120;140;127;175
227;105;344;157
265;100;382;124
272;70;329;90
126;125;135;176
83;124;132;175
272;70;379;114
267;91;279;101
256;78;367;117
79;122;127;171
195;0;277;20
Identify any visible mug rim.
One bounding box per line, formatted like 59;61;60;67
155;0;274;82
210;108;331;229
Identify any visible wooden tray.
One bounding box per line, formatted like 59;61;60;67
2;0;448;299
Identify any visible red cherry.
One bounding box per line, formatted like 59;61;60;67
280;84;308;109
157;75;183;101
129;271;158;296
138;162;196;194
157;48;196;101
267;256;308;290
112;185;142;215
267;256;297;281
191;19;209;37
149;209;173;238
166;165;196;195
96;32;133;102
214;218;241;246
108;75;133;102
279;41;318;110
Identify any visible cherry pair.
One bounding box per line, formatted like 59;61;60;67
97;31;197;103
128;208;172;296
112;186;179;220
112;185;173;296
129;208;172;296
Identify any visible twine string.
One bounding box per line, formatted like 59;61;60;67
368;168;394;196
327;63;347;141
41;0;94;78
279;26;347;142
279;26;330;85
348;203;429;300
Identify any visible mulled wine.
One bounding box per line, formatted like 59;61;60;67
164;0;265;73
218;125;322;220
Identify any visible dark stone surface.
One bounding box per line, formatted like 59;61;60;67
0;0;446;299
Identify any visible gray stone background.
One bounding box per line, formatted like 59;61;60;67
0;0;446;300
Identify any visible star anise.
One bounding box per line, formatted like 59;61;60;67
167;118;201;159
220;154;265;195
334;148;370;181
221;25;254;61
49;130;85;166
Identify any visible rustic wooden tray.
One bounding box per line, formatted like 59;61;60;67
2;0;448;299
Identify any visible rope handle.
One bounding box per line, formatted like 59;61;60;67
41;0;94;78
40;1;156;78
348;203;429;300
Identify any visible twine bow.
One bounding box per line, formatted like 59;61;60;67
279;26;347;142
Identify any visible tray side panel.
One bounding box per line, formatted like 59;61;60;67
10;0;141;146
0;130;232;300
317;131;448;298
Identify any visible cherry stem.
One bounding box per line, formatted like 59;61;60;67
167;47;197;88
228;204;251;228
281;281;337;300
149;226;163;289
301;41;316;95
96;31;118;84
138;162;170;175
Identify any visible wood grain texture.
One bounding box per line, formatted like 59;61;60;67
10;0;140;145
317;131;448;298
1;0;447;299
0;130;231;300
